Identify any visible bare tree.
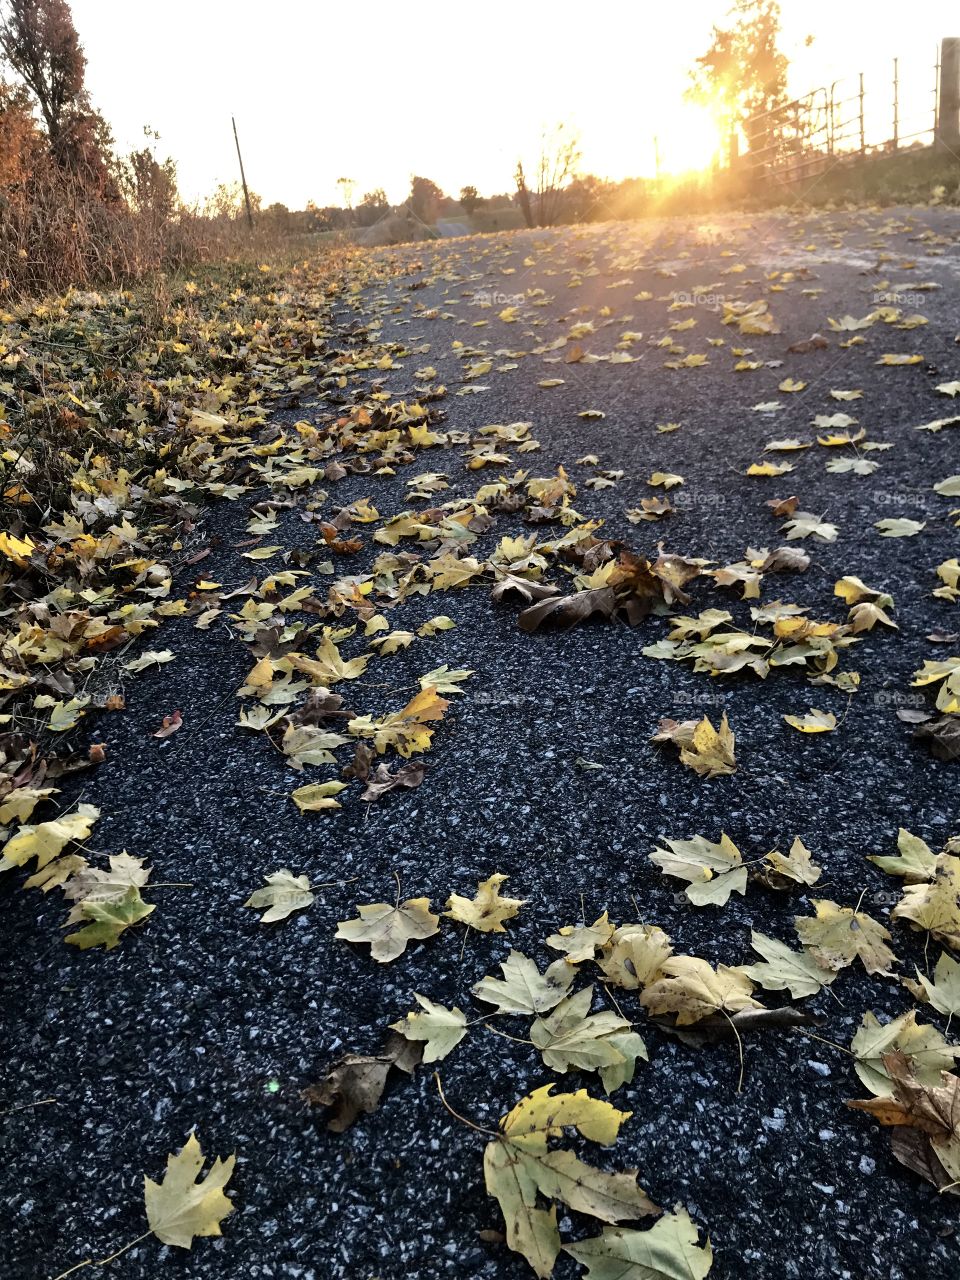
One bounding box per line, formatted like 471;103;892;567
336;176;356;210
515;124;581;228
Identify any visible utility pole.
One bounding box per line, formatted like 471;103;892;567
232;115;254;230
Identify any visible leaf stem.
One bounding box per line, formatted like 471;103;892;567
794;1027;854;1056
720;1009;745;1093
433;1072;497;1137
49;1231;151;1280
484;1023;534;1046
0;1096;56;1117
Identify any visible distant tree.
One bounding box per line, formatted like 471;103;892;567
409;174;443;224
304;203;350;232
514;125;580;228
459;184;483;215
336;175;356;210
0;0;85;148
514;161;533;228
119;127;178;217
564;174;614;224
356;187;388;227
688;0;787;148
0;0;116;191
262;201;291;233
203;180;261;222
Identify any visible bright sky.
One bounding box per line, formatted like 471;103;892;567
70;0;958;210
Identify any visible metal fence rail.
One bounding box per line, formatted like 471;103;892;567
735;50;946;187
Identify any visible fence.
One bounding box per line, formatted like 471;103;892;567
734;37;960;187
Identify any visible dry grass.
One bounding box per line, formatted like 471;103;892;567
0;156;313;300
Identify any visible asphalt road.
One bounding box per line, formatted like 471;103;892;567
4;207;960;1280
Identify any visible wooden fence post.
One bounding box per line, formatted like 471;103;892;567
937;37;960;150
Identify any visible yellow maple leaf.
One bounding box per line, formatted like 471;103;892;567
144;1132;236;1249
445;873;526;932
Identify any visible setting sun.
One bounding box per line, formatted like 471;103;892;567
654;101;726;175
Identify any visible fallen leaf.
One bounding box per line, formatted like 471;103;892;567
336;895;440;962
244;869;315;923
736;930;835;999
152;710;183;739
795;899;897;976
847;1052;960;1195
445;873;526;932
639;956;761;1025
649;833;747;906
651;714;736;778
144;1132;236;1249
564;1207;713;1280
484;1084;659;1277
302;1031;421;1131
783;708;837;733
290;780;348;812
473;950;576;1014
390;994;468;1062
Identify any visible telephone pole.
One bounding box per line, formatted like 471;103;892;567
231;116;254;230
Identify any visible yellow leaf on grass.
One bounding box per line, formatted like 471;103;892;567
0;530;35;565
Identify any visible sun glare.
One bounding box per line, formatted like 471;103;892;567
656;101;725;176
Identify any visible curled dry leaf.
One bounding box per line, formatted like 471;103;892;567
360;761;426;803
152;710;183;738
651;714;736;778
847;1052;960;1196
302;1031;422;1132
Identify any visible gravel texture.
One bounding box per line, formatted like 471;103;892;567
3;207;960;1280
